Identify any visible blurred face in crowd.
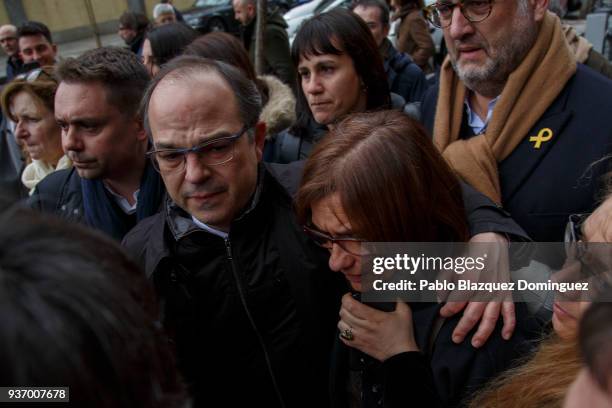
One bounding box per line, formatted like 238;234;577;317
311;193;364;292
19;34;57;67
552;300;591;340
10;91;62;164
118;24;137;44
55;81;147;180
232;0;256;26
298;49;367;127
155;12;177;26
0;26;18;56
564;368;612;408
443;0;544;95
148;72;265;231
142;39;160;77
353;5;389;47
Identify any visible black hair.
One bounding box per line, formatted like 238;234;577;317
119;11;150;33
56;46;150;118
146;23;199;66
350;0;390;26
0;207;186;407
141;55;262;141
17;21;53;44
290;8;390;138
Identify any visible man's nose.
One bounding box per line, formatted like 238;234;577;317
448;5;475;40
62;127;83;152
184;152;212;184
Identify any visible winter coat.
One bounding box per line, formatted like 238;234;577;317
242;9;295;87
381;38;428;103
259;74;296;139
330;302;541;408
422;64;612;242
395;7;435;72
122;162;344;408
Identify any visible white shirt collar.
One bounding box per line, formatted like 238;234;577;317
191;216;229;239
464;94;500;135
103;183;139;215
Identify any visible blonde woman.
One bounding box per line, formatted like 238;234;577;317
1;68;71;194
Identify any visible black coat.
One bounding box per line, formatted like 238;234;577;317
122;162;528;407
27;165;165;240
421;64;612;242
122;163;344;408
330;302;542;408
381;39;428;104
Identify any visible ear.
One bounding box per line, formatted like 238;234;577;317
51;44;58;56
133;118;148;142
531;0;549;22
254;121;266;162
382;23;390;38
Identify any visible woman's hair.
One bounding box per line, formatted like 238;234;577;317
395;0;423;11
468;334;581;408
146;22;199;67
0;207;186;407
1;67;58;121
290;8;390;138
183;32;269;105
579;286;612;393
295;110;468;242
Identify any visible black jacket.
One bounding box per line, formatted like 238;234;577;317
122;162;527;407
28;165;165;240
330;302;541;408
122;163;343;408
421;64;612;242
242;9;295;87
381;39;428;104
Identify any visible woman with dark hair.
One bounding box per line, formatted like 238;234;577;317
295;110;539;407
142;22;199;76
183;32;295;139
391;0;434;72
268;8;393;163
0;207;186;407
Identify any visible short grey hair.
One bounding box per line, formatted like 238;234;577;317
153;3;175;19
141;55;262;141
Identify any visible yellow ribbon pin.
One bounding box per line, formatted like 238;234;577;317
529;128;553;149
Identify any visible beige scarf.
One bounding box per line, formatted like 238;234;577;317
22;155;72;195
433;12;576;204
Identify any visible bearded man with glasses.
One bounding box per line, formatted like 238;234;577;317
421;0;612;247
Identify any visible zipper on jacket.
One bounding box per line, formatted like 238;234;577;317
224;238;287;408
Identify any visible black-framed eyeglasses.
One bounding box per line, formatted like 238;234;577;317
422;0;493;29
303;225;367;256
147;126;249;173
564;213;589;256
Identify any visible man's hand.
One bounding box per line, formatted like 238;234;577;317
337;293;418;362
439;232;516;348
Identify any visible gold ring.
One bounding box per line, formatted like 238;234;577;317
340;327;354;341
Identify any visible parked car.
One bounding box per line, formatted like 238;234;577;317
184;0;297;34
285;0;351;42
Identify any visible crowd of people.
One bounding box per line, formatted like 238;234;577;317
0;0;611;407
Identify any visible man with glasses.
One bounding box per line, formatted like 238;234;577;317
0;24;22;81
122;55;340;407
421;0;612;244
28;47;165;241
